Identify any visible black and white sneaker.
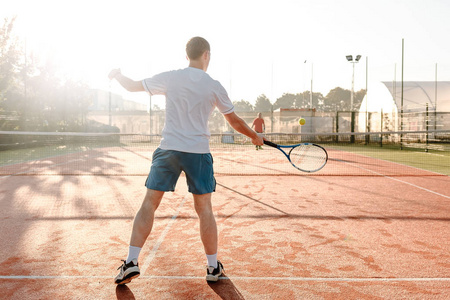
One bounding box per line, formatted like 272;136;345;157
115;259;140;285
206;260;224;282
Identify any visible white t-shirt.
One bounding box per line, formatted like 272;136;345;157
142;67;234;153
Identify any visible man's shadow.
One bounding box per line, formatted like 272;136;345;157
115;273;244;299
116;285;136;300
208;273;245;300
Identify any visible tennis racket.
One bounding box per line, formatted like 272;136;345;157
263;140;328;173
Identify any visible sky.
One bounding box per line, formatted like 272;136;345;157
2;0;450;109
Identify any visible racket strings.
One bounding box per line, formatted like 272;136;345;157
289;144;327;171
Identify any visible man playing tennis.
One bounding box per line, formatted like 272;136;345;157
108;37;264;285
252;113;265;150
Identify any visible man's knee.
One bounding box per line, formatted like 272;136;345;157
143;189;165;211
193;193;213;215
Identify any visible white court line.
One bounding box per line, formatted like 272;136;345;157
336;159;450;200
139;193;189;275
0;275;448;282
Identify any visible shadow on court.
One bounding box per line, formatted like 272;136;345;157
208;276;245;300
0;149;134;281
1;145;449;298
115;285;136;300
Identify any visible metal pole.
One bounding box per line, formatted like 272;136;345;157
149;95;152;135
380;108;383;147
335;111;339;143
270;105;274;133
109;82;112;126
351;62;355;111
310;63;313;109
435;63;437;130
400;38;404;150
271;61;274;104
365;56;369;144
365;57;368;129
24;38;28;131
426;102;429;152
229;62;232;101
394;63;396;128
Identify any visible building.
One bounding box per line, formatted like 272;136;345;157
87;89;156;134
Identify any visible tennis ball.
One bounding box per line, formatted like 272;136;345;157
299;118;306;126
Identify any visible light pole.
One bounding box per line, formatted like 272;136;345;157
310;62;313;109
109;82;112;126
346;55;361;111
303;60;313;109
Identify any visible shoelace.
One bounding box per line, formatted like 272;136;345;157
117;259;126;270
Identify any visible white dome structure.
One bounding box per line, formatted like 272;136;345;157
359;81;450;131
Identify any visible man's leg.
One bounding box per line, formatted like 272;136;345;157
115;188;164;285
193;193;223;282
193;193;217;256
130;188;165;248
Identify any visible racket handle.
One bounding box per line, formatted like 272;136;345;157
263;140;278;148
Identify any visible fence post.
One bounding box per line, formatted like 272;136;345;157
335;111;339;143
426;103;429;152
380;109;383;147
350;111;355;143
365;112;371;145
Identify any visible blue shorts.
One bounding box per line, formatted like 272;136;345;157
145;148;216;194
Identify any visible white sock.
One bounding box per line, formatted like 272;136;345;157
206;253;218;268
126;246;142;264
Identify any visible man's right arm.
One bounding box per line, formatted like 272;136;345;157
224;112;263;146
108;69;145;92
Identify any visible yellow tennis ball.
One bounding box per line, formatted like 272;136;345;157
299;118;306;126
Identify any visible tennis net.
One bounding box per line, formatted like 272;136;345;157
0;130;449;176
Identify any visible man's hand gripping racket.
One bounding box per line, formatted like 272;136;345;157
263;139;328;173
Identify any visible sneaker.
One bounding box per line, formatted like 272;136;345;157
206;260;224;282
115;259;140;285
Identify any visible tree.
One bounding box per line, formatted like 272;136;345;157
0;17;23;110
271;91;324;111
233;99;254;112
322;87;366;111
25;59;93;131
323;87;350;111
294;91;310;108
0;17;29;130
295;91;325;110
254;94;272;112
354;89;367;110
272;93;295;110
0;17;95;131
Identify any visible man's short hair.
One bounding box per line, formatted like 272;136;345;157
186;37;210;60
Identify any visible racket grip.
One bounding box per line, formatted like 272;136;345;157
263;140;278;148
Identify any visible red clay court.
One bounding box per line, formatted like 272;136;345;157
0;134;449;299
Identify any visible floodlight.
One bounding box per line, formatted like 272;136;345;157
345;54;362;111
